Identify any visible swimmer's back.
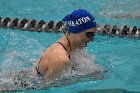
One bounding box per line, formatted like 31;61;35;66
35;42;71;82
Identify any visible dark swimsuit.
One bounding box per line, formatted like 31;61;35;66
35;42;70;79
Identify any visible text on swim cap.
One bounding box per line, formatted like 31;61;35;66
66;16;93;26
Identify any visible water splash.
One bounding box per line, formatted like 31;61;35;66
48;48;106;87
69;48;104;75
0;48;106;92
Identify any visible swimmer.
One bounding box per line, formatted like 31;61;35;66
34;9;97;82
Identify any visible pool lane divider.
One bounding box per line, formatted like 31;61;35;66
0;17;140;38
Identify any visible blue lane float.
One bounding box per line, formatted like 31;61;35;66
0;17;140;38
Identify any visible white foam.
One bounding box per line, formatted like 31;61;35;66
46;48;106;87
61;48;105;77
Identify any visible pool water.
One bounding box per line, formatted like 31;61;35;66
0;0;140;92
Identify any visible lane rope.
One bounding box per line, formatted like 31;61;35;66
0;17;140;38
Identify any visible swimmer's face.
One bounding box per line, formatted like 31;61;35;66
84;27;96;42
78;27;96;48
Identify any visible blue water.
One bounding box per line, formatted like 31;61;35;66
0;0;140;93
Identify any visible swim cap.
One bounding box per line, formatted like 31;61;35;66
62;9;96;33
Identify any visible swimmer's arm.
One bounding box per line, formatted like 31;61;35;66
44;59;70;82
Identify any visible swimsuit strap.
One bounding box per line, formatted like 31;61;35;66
36;57;43;77
56;42;68;52
65;35;72;51
56;42;70;59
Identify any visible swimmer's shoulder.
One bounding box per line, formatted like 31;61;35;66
42;43;70;65
47;43;70;58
